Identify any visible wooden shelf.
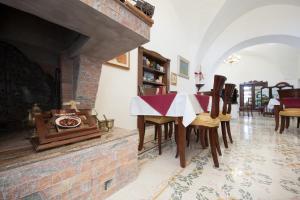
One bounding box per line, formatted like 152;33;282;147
143;66;165;75
143;80;165;86
142;47;169;63
138;47;170;95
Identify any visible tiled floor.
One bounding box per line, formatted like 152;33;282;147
108;116;300;200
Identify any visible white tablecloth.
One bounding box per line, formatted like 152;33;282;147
267;98;280;109
130;94;224;127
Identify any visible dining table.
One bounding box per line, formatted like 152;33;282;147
130;93;214;168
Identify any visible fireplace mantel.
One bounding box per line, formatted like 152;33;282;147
0;0;151;62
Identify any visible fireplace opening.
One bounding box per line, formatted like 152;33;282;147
0;3;89;162
0;42;60;132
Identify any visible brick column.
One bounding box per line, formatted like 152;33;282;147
75;55;102;109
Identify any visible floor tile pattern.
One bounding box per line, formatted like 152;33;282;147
108;117;300;200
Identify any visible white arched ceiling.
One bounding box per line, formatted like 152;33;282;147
215;43;300;86
199;4;300;88
196;0;300;63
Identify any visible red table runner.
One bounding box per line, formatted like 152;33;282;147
194;94;210;112
140;93;177;115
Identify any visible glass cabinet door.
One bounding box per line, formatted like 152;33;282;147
261;87;270;106
243;86;252;104
255;86;263;109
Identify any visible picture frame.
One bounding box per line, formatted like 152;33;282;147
170;72;177;86
178;56;189;79
107;52;130;70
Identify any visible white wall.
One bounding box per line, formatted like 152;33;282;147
95;0;224;130
95;1;300;130
94;49;138;130
215;44;300;87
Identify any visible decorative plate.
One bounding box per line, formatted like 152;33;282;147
55;116;81;128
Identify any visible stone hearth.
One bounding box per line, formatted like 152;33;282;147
0;129;138;199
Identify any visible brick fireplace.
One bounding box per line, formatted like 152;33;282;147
0;0;150;110
0;0;151;199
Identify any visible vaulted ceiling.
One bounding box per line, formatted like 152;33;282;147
168;0;300;87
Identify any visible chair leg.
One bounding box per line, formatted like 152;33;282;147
175;124;179;158
221;121;228;148
225;121;233;144
209;128;219;168
247;106;249;117
199;128;206;149
194;127;197;135
154;125;158;140
286;117;290;129
215;128;222;156
274;106;280;131
204;129;209;147
297;117;300;128
157;125;162;155
186;127;191;147
164;124;168;140
169;122;173;138
279;116;286;134
196;128;200;143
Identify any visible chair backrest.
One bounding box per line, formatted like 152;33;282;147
278;89;300;99
222;84;236;115
211;75;227;119
278;88;300;108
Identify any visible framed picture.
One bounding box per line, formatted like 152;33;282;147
178;56;189;79
107;52;130;70
171;72;177;86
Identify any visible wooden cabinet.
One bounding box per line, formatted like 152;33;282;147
239;81;268;111
261;82;294;116
137;47;170;95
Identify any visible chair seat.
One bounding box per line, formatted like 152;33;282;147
219;113;231;121
279;108;300;117
191;113;220;127
196;112;231;121
145;116;174;124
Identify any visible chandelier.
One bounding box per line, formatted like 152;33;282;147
224;54;241;64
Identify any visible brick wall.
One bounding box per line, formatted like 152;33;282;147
0;134;138;200
80;0;150;40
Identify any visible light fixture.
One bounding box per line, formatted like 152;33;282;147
224;54;241;64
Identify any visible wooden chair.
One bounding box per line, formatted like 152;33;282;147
187;75;227;168
219;84;236;148
138;85;175;155
246;98;253;117
185;84;235;149
277;89;300;134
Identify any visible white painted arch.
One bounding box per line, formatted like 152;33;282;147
200;4;300;89
196;0;300;64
